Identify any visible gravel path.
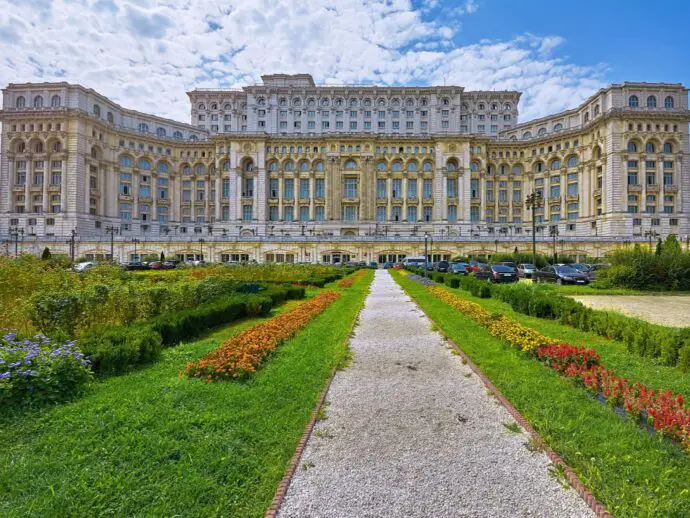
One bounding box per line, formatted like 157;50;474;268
278;270;593;518
572;295;690;327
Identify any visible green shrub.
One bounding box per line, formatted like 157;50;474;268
448;278;461;288
678;346;690;373
80;324;162;375
29;292;83;336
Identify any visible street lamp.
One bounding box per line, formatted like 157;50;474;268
132;238;140;262
66;229;77;266
424;232;429;279
525;192;543;267
198;238;205;260
105;225;118;262
9;226;24;258
644;230;659;251
549;225;560;263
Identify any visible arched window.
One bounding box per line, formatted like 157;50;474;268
553;123;563;132
50;95;61;108
537;127;546;136
550;159;561;170
512;165;522;175
283;160;294;171
594;147;602;160
268;161;278;172
470;162;479;172
663;142;673;154
189;135;198;141
16;96;26;108
567;155;579;168
173;131;183;139
344;159;357;170
478;103;485;110
629;95;639;108
256;98;265;106
119;155;133;168
627;141;638;153
52;141;62;153
314;161;325;172
93;104;101;117
491;103;498;110
645;142;655;153
522;131;532;139
33;96;43;108
647;96;657;108
534;162;544;173
406;161;417;172
299;161;310;172
156;162;168;173
156;127;166;137
138;158;152;170
198;103;206;110
107;112;114;123
17;142;26;153
510;135;517;141
487;165;494;176
34;142;44;153
504;103;511;110
182;165;191;175
392;98;401;106
584;113;590;123
594;105;600;116
349;98;358;107
664;96;674;109
424;161;434;172
195;164;207;175
222;161;231;171
293;98;301;107
224;103;232;110
243;160;254;172
376;161;387;171
391;161;402;172
138;123;149;133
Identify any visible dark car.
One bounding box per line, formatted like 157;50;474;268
383;261;394;269
369;261;379;269
357;261;367;267
533;265;589;285
426;262;435;271
435;260;450;273
474;264;519;283
124;261;147;271
449;262;469;275
162;261;177;269
499;261;518;272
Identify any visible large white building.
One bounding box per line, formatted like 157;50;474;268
0;74;688;263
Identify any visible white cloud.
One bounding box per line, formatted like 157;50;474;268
0;0;606;123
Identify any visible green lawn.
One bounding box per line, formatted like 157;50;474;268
394;272;690;518
0;271;372;517
446;282;690;396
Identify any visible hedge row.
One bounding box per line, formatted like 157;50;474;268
79;284;304;375
450;275;690;371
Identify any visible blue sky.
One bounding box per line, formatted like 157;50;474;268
0;0;686;123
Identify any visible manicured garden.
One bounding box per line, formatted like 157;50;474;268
0;268;373;516
394;271;690;517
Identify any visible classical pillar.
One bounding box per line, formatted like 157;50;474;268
42;156;49;214
214;176;222;221
60;159;67;212
25;157;32;214
309;174;315;220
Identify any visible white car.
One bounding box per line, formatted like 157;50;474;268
74;261;95;272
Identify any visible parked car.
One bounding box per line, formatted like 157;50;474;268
369;261;379;269
586;263;609;281
148;261;163;270
533;265;589;285
383;261;394;269
74;261;95;273
474;264;519;283
435;260;450;273
466;259;485;273
517;263;536;279
162;261;177;269
357;261;367;267
498;261;518;272
449;262;470;275
426;262;435;271
392;262;403;269
124;261;147;271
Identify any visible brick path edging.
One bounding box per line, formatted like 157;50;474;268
265;366;338;518
413;301;613;518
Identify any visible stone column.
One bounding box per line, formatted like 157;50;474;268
60;159;67;212
42;156;49;214
386;177;392;221
309;174;315;220
6;159;14;212
25;157;32;214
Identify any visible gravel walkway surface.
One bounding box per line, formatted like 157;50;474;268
572;295;690;327
278;270;593;518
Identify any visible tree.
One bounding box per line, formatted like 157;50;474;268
160;251;165;261
655;237;664;256
663;234;682;255
41;247;51;260
513;246;519;255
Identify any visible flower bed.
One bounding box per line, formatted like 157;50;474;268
338;270;367;288
1;332;92;407
184;290;342;381
425;285;690;453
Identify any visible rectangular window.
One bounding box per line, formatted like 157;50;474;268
308;121;315;129
407;179;417;199
299;206;310;222
406;121;414;129
269;178;279;198
423;206;432;222
344;178;358;198
627;172;638;185
392;206;401;222
343;206;358;221
336;121;344;129
284;206;294;222
423;179;432;198
447;205;457;222
377;179;387;198
664;172;673;185
663;161;674;169
627;160;638;169
322;121;330;129
242;205;252;221
407;206;417;222
567;183;578;196
376;206;386;222
646;172;656;185
284;179;294;199
315;206;325;222
447;178;457;197
315;179;325;198
392;179;402;199
300;179;310;200
392;121;400;129
269;206;279;221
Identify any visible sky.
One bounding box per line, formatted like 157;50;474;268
0;0;687;124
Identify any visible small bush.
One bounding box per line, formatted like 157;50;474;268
679;346;690;373
448;278;461;288
80;325;162;375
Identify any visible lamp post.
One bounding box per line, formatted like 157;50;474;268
132;238;140;262
424;232;429;279
198;238;205;260
549;225;560;263
9;226;24;258
525;192;543;267
644;230;659;251
105;225;118;262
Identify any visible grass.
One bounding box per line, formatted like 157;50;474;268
446;283;690;396
394;272;690;518
0;270;373;517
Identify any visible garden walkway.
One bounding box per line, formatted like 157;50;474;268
278;270;592;517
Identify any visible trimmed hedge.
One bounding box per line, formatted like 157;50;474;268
80;293;278;375
451;276;690;370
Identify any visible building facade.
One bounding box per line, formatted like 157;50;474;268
1;74;689;263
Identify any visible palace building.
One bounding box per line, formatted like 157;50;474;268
0;73;688;263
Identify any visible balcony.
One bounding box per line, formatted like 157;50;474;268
627;184;642;192
566;194;580;202
664;185;679;193
646;184;660;192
